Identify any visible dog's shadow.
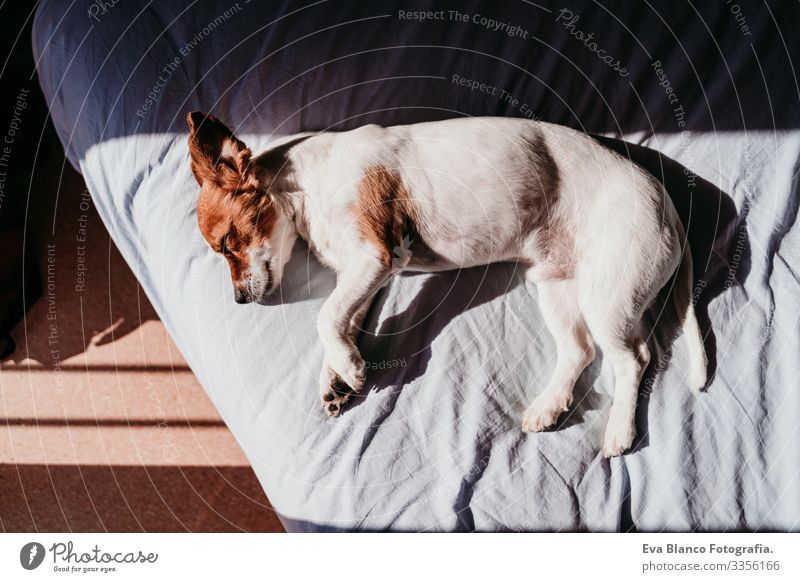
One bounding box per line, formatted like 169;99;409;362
344;264;524;412
346;264;608;429
342;139;748;457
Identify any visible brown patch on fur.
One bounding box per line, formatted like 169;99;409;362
355;166;419;264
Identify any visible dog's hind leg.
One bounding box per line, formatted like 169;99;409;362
522;276;596;432
578;278;652;457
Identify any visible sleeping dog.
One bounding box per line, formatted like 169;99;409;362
187;112;707;457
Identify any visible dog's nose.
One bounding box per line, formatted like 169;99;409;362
233;288;249;304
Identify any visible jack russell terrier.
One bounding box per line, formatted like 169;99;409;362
187;112;707;457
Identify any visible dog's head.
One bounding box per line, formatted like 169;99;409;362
187;111;297;304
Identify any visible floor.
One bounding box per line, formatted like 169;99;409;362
0;148;284;532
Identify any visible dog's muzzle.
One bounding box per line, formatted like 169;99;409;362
234;263;274;304
233;287;250;304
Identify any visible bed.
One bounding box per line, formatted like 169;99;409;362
33;0;800;531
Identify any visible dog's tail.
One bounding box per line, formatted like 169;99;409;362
672;242;708;391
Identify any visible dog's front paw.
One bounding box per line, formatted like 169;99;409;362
326;348;366;394
521;391;572;432
602;412;636;458
319;371;352;417
318;355;364;418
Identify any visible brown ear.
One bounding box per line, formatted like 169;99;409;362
187;111;253;190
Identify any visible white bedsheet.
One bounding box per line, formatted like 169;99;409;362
34;0;800;531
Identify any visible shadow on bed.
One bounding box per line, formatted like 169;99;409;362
346;264;527;410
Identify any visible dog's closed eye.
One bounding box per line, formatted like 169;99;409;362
220;234;231;256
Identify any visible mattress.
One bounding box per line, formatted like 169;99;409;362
34;0;800;531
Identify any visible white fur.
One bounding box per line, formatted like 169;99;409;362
247;117;706;456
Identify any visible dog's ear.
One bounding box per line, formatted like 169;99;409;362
187;111;254;191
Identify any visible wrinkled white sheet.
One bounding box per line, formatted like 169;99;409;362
34;0;800;531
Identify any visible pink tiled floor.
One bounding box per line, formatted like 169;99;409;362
0;151;283;532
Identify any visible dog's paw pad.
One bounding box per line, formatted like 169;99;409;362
320;374;354;418
321;392;349;417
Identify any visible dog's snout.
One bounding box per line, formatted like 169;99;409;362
233;287;249;304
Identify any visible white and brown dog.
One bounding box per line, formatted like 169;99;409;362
187;112;707;457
